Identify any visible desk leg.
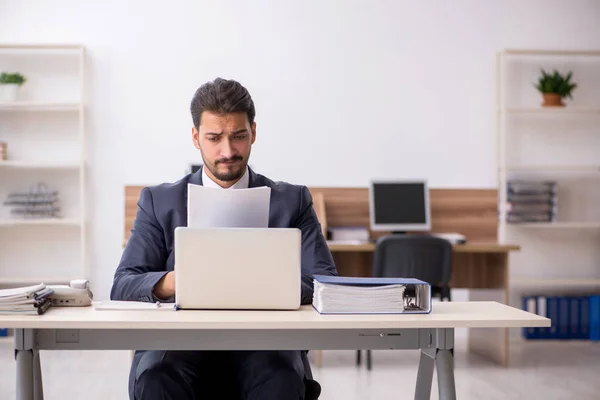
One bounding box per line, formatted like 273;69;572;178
436;350;456;400
414;349;435;400
415;329;456;400
33;349;44;400
15;329;35;400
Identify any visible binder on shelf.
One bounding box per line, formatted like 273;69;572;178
590;296;600;341
546;297;559;339
557;297;570;339
580;297;590;339
569;297;589;340
523;295;600;341
312;275;431;315
522;296;538;339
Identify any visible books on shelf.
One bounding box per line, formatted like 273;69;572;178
505;180;557;224
0;283;53;315
522;295;599;341
312;275;431;314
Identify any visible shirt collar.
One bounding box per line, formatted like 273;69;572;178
202;165;249;189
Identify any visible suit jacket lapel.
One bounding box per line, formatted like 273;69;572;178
184;166;204;227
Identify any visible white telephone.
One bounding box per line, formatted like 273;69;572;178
47;279;93;307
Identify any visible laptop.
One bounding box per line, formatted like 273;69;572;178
174;227;302;310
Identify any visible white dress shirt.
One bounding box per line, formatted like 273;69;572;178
202;165;249;189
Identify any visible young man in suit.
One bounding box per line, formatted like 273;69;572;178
111;77;337;399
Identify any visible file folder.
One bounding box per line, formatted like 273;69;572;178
590;296;600;341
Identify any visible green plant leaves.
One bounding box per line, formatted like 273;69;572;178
0;72;26;86
534;68;577;98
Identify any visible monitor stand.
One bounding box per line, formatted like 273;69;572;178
392;231;407;235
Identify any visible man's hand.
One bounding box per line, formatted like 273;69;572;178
153;271;175;300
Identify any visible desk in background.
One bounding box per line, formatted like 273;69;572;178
123;185;520;367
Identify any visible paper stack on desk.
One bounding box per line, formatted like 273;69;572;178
0;283;53;315
312;275;432;314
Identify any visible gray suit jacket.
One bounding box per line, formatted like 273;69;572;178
111;166;337;303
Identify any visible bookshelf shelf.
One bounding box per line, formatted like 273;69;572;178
502;49;600;57
502;165;600;173
503;107;600;115
0;277;73;286
512;278;600;287
505;222;600;229
0;160;81;169
0;102;80;112
0;218;81;227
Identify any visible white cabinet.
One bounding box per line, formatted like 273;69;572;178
0;44;86;286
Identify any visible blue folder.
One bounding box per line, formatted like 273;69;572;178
590;296;600;341
312;275;432;314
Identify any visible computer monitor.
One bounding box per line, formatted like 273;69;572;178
369;180;431;232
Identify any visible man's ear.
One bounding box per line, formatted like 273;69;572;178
251;122;257;144
192;127;201;149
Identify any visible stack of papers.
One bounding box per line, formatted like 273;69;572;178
312;275;407;314
0;283;53;315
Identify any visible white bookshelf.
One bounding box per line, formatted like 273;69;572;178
497;49;600;301
0;43;86;287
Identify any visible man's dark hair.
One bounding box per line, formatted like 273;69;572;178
190;78;256;129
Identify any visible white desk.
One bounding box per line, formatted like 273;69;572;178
0;301;548;400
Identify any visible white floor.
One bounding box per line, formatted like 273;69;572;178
1;337;599;399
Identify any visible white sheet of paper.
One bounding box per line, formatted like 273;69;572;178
187;184;271;228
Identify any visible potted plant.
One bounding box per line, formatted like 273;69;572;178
535;69;577;107
0;72;27;102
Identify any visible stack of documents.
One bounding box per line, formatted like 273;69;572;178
313;275;407;314
0;283;53;315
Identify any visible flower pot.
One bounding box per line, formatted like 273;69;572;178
542;93;564;107
0;84;20;102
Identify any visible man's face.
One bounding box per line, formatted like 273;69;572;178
192;111;256;187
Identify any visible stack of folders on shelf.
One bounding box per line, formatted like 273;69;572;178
506;180;557;224
522;295;600;340
0;284;53;315
312;275;431;314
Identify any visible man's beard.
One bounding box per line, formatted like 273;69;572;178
207;155;245;182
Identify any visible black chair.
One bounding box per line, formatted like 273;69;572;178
356;234;453;370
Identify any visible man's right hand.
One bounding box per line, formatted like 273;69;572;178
153;271;175;300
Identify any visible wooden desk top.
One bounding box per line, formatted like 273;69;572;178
327;241;520;253
0;302;547;330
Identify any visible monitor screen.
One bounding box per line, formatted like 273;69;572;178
369;181;431;231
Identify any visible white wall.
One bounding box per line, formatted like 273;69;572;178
1;0;600;300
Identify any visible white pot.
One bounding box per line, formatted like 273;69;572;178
0;84;20;102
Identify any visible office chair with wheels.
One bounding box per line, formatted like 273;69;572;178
356;234;453;370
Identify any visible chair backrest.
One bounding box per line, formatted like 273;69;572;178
372;235;453;288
